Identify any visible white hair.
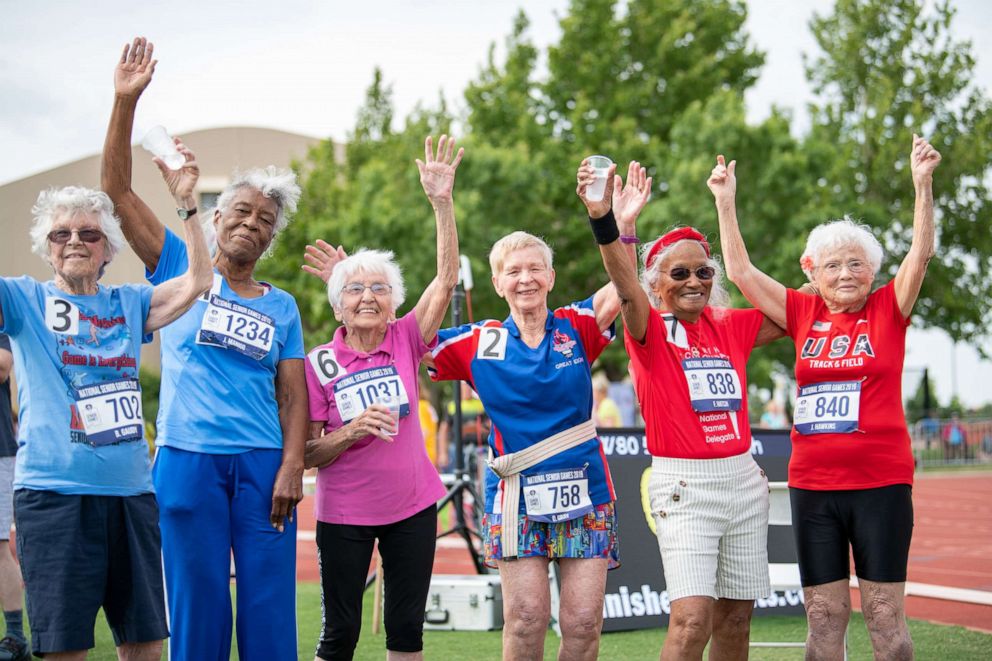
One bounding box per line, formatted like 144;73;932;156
639;237;731;309
488;231;554;277
800;216;883;280
201;166;301;258
327;248;406;312
29;186;127;268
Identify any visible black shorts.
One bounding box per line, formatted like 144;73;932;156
790;484;913;587
14;489;169;654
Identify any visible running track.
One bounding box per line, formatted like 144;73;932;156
297;471;992;631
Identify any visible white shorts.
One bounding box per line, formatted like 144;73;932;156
648;453;770;601
0;456;13;540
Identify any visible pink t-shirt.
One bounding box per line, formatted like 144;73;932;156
304;311;445;525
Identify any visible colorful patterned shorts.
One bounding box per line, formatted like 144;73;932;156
481;501;620;569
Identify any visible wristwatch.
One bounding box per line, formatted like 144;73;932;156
176;206;198;221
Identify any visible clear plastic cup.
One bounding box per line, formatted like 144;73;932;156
585;155;613;202
374;393;401;436
141;125;185;170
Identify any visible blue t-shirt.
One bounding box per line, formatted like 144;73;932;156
0;276;154;495
148;228;305;453
431;296;616;514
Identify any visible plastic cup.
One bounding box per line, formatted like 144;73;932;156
585;155;613;202
141;125;185;170
374;393;401;436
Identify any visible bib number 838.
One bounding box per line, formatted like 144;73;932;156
706;372;737;396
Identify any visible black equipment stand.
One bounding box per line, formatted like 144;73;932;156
434;284;486;573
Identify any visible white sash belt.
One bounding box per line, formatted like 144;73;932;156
488;419;597;558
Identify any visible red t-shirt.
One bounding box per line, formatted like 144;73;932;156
625;306;763;459
786;281;913;490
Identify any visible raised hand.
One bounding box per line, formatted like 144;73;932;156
115;36;156;98
911;133;941;184
612;161;653;233
576;159;617;218
416;135;463;203
301;240;348;283
154;139;198;201
707;155;736;206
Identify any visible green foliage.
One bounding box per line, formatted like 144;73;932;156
258;0;991;384
138;366;160;440
803;0;992;345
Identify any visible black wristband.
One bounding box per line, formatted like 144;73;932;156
589;209;620;245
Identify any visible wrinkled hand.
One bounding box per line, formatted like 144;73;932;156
269;460;303;532
348;405;397;443
115;36;156;98
911;133;941;184
302;239;348;283
612;161;653;233
416;135;463;203
154;139;199;201
707;155;736;205
576;159;617;219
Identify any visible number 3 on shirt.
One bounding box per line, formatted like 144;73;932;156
45;297;80;335
477;327;508;360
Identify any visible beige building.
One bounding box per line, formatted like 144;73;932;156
0;126;324;370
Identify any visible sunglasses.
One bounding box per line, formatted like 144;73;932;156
662;266;716;281
47;229;105;244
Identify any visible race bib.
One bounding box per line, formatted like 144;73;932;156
793;381;861;435
197;294;275;360
333;365;410;424
308;347;345;386
74;378;144;446
45;296;80;335
522;467;594;523
682;357;742;412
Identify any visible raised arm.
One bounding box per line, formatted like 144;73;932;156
708;155;788;328
101;36;167;269
579;160;653;342
893;134;940;319
413;135;463;343
144;144;213;333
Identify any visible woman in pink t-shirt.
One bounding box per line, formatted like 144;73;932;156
301;136;462;661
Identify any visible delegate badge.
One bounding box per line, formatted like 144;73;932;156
793;380;862;435
197;294;275;360
74;378;144;446
682;357;742;412
332;365;410;424
522;466;594;523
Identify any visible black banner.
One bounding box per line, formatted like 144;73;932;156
598;427;805;632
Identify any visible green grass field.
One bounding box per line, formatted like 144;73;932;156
72;582;992;659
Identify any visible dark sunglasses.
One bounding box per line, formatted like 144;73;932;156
662;266;716;281
47;229;105;244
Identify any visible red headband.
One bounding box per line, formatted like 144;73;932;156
645;227;711;269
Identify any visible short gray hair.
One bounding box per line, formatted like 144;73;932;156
640;237;731;309
202;166;301;258
30;186;126;267
488;231;554;277
800;216;883;280
327;248;406;312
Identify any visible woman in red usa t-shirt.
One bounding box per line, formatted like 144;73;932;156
583;160;784;661
711;134;942;661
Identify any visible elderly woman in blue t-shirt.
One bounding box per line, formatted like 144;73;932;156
102;37;309;660
0;145;211;658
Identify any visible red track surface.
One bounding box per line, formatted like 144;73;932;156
296;472;992;631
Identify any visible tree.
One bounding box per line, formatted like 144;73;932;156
803;0;992;346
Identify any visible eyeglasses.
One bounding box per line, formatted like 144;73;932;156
342;282;392;296
661;266;716;281
47;229;105;244
818;260;869;276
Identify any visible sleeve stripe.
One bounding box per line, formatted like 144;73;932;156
432;327;475;356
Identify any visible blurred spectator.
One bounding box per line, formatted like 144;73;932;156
418;373;440;469
438;382;490;471
759;400;789;429
592;372;621;428
942;414;968;461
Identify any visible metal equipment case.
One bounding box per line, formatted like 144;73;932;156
423;574;503;631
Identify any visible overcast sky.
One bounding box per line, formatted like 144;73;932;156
2;0;990;407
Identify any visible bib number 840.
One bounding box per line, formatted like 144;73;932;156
814;395;850;418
